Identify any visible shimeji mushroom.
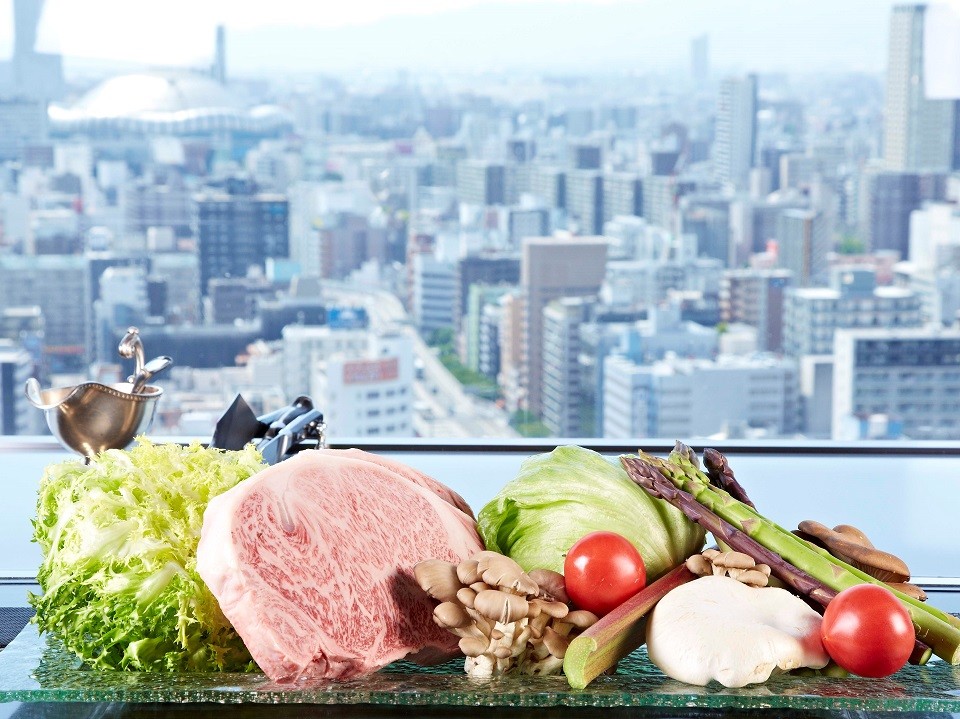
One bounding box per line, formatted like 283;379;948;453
646;575;830;688
414;552;596;678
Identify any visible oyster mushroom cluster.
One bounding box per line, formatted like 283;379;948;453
685;548;772;587
414;551;598;677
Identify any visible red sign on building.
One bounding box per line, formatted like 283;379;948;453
342;357;399;385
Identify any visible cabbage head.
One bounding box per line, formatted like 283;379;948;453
477;445;705;582
30;439;265;671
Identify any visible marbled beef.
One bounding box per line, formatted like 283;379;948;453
196;449;483;683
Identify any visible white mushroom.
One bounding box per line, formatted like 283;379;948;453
646;576;830;688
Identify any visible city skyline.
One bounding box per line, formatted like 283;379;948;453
0;0;909;77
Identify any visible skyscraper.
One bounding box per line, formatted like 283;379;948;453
691;34;709;85
194;188;289;298
521;236;608;417
884;4;956;171
714;75;758;191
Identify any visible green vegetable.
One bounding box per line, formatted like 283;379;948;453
30;439;266;672
476;446;705;582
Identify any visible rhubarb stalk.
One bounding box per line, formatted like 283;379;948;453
563;563;696;689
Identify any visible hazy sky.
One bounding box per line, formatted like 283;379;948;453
0;0;916;77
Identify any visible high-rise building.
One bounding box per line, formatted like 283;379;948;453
721;268;793;352
521;235;608;416
859;169;947;259
124;178;194;239
0;340;33;435
411;253;456;339
833;327;960;440
783;267;924;357
455;255;520;332
603;173;644;223
884;4;957;171
542;297;592;437
714;75;758;190
691;34;709;85
565;170;604;235
0;255;88;372
603;353;799;439
311;333;414;438
194;189;289;298
456;160;507;206
777;209;830;287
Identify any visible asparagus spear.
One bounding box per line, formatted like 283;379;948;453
669;449;960;630
702;446;756;509
632;450;960;665
623;456;836;606
621;455;933;666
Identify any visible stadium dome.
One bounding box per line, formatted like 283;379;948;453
49;73;293;136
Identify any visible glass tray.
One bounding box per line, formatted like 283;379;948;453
1;625;960;712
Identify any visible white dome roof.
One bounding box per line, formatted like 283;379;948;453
68;73;239;118
49;73;293;136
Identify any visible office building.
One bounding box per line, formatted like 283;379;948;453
542;297;592;437
603;173;644;223
884;4;957;171
783;267;923;357
777;209;830;287
522;235;608;416
124;178;194;239
0;255;88;372
194;189;289;298
318;213;388;280
281;326;371;398
0;340;33;435
833;328;960;440
527;166;566;210
566;170;604;235
0;99;48;161
691;34;709;85
680;197;731;264
456;160;507;206
603;353;799;439
464;285;511;374
411;253;456;339
455;255;520;332
570;143;602;170
859;169;947;258
503;206;550;249
721;268;793;352
93;266;148;363
643;175;696;230
312;333;414;438
714;75;758;190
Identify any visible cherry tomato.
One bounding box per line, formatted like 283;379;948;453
820;583;914;677
563;531;647;616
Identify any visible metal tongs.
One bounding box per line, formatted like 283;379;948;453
210;394;327;464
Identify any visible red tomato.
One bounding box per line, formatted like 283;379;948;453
563;531;647;616
820;584;914;677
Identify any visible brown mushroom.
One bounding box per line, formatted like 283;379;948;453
414;559;461;602
474;589;530;624
797;520;910;584
888;582;928;602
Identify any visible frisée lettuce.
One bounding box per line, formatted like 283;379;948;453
30;439;265;671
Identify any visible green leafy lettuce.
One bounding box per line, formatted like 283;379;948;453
30;439;265;672
477;445;705;582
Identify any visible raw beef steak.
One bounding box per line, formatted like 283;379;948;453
196;449;483;682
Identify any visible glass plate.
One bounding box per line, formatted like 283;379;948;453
1;624;960;712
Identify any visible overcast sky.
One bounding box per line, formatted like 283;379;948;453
0;0;919;77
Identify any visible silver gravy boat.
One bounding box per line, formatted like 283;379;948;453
25;328;172;458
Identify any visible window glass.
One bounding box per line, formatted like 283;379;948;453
1;0;958;443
